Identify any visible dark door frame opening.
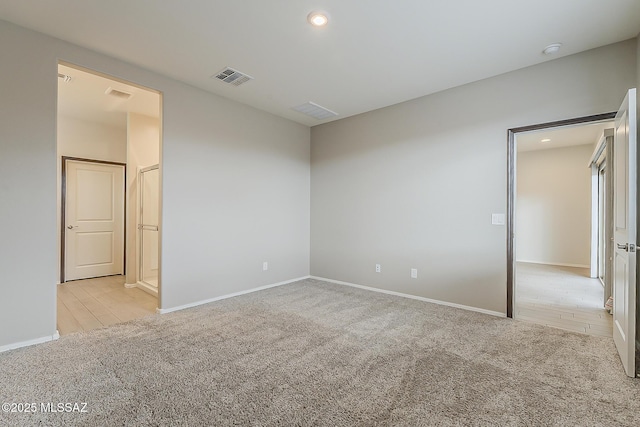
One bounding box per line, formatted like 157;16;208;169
506;112;616;318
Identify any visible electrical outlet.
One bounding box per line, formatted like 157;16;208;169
263;261;268;271
411;268;418;279
375;264;381;273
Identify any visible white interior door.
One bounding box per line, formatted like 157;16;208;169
64;159;125;281
612;88;637;377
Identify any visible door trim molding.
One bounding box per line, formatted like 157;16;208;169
506;112;616;318
61;157;127;283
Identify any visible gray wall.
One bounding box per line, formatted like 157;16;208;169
311;39;637;314
516;145;594;267
0;22;58;347
161;83;310;308
0;20;310;348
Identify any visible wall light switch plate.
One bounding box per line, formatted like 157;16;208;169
491;213;505;225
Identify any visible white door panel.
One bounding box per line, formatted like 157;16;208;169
65;160;125;281
75;232;114;266
612;88;636;377
76;169;114;220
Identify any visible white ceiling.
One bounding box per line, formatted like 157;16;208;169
58;64;160;128
517;121;614;152
3;1;640;127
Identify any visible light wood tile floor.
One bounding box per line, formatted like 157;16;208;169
57;275;157;336
515;262;613;337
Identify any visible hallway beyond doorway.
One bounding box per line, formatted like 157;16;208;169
57;275;157;335
515;262;612;337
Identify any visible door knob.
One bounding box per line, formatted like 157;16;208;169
617;243;636;252
67;225;76;229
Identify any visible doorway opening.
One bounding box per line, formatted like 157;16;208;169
56;62;162;335
507;113;616;335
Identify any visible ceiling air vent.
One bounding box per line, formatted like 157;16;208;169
105;87;133;100
212;67;253;86
291;102;338;120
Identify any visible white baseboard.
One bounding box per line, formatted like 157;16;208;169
125;281;158;296
310;276;505;318
157;276;311;314
135;281;159;297
516;260;590;269
0;331;60;354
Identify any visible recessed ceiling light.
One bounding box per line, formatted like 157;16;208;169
540;138;551;143
307;11;329;27
542;43;562;55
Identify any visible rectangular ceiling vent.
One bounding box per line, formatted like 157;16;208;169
292;102;338;120
212;67;254;87
105;87;133;100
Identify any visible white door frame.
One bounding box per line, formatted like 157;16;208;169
61;156;127;283
506;112;616;317
588;129;615;303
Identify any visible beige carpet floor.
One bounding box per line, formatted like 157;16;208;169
1;278;639;426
